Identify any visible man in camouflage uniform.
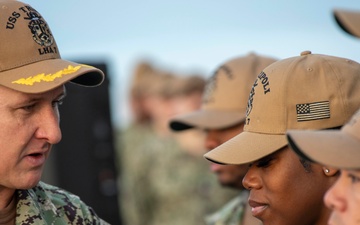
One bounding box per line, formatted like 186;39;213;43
15;182;105;224
118;68;238;225
170;53;277;225
0;0;108;224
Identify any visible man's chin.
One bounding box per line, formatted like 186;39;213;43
15;175;42;190
18;182;40;190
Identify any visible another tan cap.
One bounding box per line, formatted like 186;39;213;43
287;108;360;170
334;8;360;38
169;53;277;131
205;51;360;165
0;0;104;94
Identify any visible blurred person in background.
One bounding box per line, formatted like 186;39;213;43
127;60;156;126
116;61;237;225
170;53;276;225
171;74;208;155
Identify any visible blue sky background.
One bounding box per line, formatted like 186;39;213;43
25;0;360;128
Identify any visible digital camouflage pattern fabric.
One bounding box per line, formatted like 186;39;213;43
15;182;109;225
205;191;248;225
117;123;238;225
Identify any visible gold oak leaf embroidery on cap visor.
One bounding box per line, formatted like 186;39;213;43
12;65;92;86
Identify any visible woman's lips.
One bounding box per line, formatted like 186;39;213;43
248;199;268;217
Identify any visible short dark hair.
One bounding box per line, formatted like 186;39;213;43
299;158;312;173
295;126;342;173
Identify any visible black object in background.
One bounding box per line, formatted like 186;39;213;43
43;62;121;225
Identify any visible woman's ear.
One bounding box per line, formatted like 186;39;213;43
322;166;339;176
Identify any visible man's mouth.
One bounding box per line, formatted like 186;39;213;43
24;152;47;167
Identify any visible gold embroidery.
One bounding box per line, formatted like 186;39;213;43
12;65;88;85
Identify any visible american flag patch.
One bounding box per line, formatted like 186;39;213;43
296;101;330;122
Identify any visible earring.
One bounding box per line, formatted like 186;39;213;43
325;169;330;173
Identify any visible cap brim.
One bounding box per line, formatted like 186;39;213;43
204;131;288;165
0;59;104;93
169;110;246;131
334;9;360;38
287;130;360;169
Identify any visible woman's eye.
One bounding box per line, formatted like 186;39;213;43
348;173;360;184
256;158;273;168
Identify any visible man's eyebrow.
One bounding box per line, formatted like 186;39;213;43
18;87;67;104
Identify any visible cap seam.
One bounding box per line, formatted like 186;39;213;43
323;57;347;122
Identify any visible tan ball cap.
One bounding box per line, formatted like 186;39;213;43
169;53;277;131
205;51;360;165
334;8;360;38
0;0;104;94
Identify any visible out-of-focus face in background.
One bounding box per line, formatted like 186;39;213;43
324;169;360;225
204;123;248;189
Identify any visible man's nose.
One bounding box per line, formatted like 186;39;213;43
34;106;62;144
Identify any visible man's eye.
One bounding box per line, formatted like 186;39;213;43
22;104;36;111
